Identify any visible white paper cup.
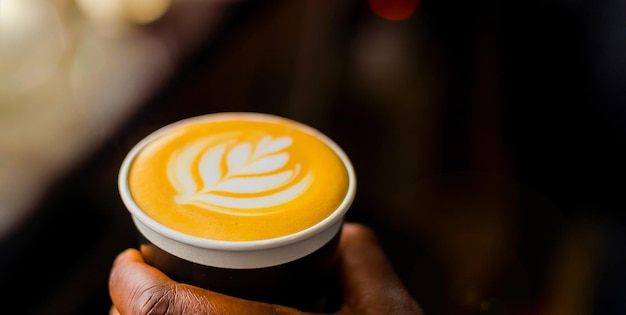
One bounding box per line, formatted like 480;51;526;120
118;112;356;311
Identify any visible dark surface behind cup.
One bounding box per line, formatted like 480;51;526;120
138;227;343;312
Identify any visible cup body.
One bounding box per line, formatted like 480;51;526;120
137;226;342;311
118;112;356;312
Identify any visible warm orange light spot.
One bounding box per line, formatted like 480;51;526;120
369;0;419;21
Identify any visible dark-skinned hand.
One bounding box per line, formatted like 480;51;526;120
108;222;424;315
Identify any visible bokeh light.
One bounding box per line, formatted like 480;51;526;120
75;0;171;28
0;0;67;97
369;0;419;21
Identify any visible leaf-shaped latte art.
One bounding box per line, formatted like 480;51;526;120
168;135;313;216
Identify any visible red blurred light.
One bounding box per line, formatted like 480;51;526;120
369;0;419;21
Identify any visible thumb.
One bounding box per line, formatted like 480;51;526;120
108;248;308;315
336;223;423;315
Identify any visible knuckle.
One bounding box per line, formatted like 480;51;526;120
348;222;379;242
134;283;179;315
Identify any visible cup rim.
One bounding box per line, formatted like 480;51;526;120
118;112;356;251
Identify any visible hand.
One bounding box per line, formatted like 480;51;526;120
108;222;424;315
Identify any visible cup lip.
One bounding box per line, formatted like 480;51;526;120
118;112;356;252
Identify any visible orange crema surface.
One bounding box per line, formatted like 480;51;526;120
127;114;350;241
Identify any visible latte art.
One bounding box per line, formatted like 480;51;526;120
169;134;314;215
123;113;354;241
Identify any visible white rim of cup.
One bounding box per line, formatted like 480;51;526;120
118;112;356;252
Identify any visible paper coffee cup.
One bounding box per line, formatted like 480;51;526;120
118;112;356;311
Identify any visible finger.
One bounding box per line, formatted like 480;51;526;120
109;305;120;315
109;248;308;315
109;248;170;315
336;222;423;315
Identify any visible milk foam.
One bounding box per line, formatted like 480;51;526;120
169;134;313;215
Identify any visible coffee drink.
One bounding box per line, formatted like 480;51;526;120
126;113;351;242
118;112;356;311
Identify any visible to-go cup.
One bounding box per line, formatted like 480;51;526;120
118;112;356;311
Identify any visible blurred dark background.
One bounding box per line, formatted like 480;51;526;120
2;0;626;314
